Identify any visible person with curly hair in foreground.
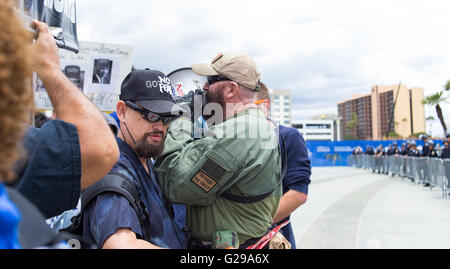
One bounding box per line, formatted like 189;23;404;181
0;0;34;248
0;0;119;248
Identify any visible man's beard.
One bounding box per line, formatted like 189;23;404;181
204;91;226;122
134;131;165;159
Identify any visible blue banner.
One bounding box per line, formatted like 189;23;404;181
306;140;434;167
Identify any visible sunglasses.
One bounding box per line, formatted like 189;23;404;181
125;101;179;125
207;75;232;86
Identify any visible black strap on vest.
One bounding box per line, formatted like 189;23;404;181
6;187;62;248
61;172;151;245
220;127;288;204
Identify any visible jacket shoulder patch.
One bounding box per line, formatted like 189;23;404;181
192;171;217;192
191;158;226;193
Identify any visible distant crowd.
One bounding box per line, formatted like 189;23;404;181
352;134;450;159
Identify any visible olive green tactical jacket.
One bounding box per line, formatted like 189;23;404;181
155;108;282;243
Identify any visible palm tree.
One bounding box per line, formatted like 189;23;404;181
423;92;447;135
445;80;450;92
346;112;358;139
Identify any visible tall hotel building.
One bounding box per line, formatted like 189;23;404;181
338;93;373;140
338;84;425;140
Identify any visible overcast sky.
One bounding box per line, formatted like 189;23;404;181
77;0;450;137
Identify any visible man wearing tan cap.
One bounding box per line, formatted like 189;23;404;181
155;52;282;249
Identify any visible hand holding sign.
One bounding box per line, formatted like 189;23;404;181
31;20;61;82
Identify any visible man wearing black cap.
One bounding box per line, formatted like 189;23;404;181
421;135;430;157
441;140;450;159
81;69;186;249
408;141;420;157
426;140;438;158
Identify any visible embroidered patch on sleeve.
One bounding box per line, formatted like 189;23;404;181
191;158;227;192
192;171;217;192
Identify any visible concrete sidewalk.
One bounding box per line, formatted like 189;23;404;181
291;167;450;249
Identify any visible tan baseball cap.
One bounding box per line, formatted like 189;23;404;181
191;52;261;91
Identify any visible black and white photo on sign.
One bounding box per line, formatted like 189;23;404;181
86;55;121;95
92;58;113;84
61;61;88;92
34;41;133;111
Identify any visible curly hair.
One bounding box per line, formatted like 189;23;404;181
0;0;33;183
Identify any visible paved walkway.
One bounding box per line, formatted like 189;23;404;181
291;167;450;249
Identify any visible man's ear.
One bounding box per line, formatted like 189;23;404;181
225;82;239;100
116;101;127;123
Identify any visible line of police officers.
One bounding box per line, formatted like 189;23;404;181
358;137;450;159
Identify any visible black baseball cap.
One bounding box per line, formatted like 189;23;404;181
120;69;180;115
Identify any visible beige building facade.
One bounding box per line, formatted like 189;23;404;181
371;84;425;140
338;84;425;140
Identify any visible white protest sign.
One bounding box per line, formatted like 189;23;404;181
34;41;134;112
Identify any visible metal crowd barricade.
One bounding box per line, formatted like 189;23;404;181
382;156;388;174
359;154;366;169
384;156;391;174
370;155;376;171
348;155;356;168
439;159;448;198
443;160;450;198
398;156;408;179
406;157;415;182
389;156;402;176
360;154;366;169
350;155;449;199
374;156;382;173
409;157;419;184
349;154;361;168
423;158;432;186
347;155;354;167
428;158;437;189
416;157;427;184
361;154;369;169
